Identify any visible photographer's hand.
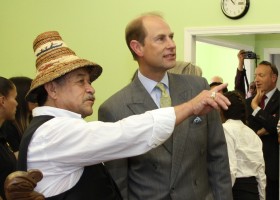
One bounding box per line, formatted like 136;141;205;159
237;50;245;71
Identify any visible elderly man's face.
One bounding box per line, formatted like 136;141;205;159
53;68;95;118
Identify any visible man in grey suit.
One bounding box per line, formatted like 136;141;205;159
98;13;233;200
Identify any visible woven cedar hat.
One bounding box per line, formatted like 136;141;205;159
26;31;102;101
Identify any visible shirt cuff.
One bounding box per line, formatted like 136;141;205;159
252;107;261;116
148;107;176;148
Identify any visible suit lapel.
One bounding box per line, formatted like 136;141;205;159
127;74;197;185
127;77;158;115
168;74;193;185
265;89;280;112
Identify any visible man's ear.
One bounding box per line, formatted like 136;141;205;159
272;74;278;83
0;96;4;106
130;40;143;57
44;82;57;99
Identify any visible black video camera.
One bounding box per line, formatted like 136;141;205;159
243;51;257;59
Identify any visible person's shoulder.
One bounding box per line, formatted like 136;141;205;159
168;72;205;82
169;73;208;89
274;88;280;95
1;121;18;135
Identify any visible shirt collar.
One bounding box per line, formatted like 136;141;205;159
138;71;169;94
265;87;277;101
32;106;82;119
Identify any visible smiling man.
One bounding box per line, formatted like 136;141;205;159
99;13;233;200
246;61;280;200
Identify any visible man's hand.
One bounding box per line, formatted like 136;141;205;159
251;89;265;110
257;128;268;136
174;83;230;125
237;50;245;71
190;83;230;115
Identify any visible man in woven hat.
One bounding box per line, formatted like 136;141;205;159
17;31;230;199
99;13;233;200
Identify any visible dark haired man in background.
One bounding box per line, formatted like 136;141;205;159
246;60;279;200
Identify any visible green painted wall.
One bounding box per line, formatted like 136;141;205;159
196;42;239;91
1;0;280;120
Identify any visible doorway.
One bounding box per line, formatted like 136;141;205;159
196;40;255;91
264;48;280;89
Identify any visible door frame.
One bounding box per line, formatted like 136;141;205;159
264;48;280;61
184;24;280;63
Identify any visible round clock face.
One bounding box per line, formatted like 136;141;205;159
221;0;250;19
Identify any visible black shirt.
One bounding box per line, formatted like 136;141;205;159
0;128;17;200
1;121;21;152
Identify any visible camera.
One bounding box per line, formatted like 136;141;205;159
243;51;257;59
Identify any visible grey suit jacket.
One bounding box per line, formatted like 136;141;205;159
98;73;232;200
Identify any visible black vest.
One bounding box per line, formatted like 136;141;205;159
18;115;122;200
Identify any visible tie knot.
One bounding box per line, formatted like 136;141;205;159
156;82;166;92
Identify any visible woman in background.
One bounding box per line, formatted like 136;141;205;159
1;77;37;153
0;76;17;200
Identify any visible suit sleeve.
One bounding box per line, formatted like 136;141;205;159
98;103;129;199
255;109;279;135
246;96;279;135
234;69;246;97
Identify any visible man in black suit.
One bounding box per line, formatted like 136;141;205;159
246;61;279;200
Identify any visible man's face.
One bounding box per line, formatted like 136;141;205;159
53;68;95;118
254;64;277;93
140;16;176;72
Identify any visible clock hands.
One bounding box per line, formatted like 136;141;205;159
231;0;235;4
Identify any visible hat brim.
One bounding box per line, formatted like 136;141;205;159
26;59;102;102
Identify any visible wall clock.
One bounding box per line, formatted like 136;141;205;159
221;0;250;19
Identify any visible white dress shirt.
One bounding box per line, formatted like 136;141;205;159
28;106;176;197
223;119;266;200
